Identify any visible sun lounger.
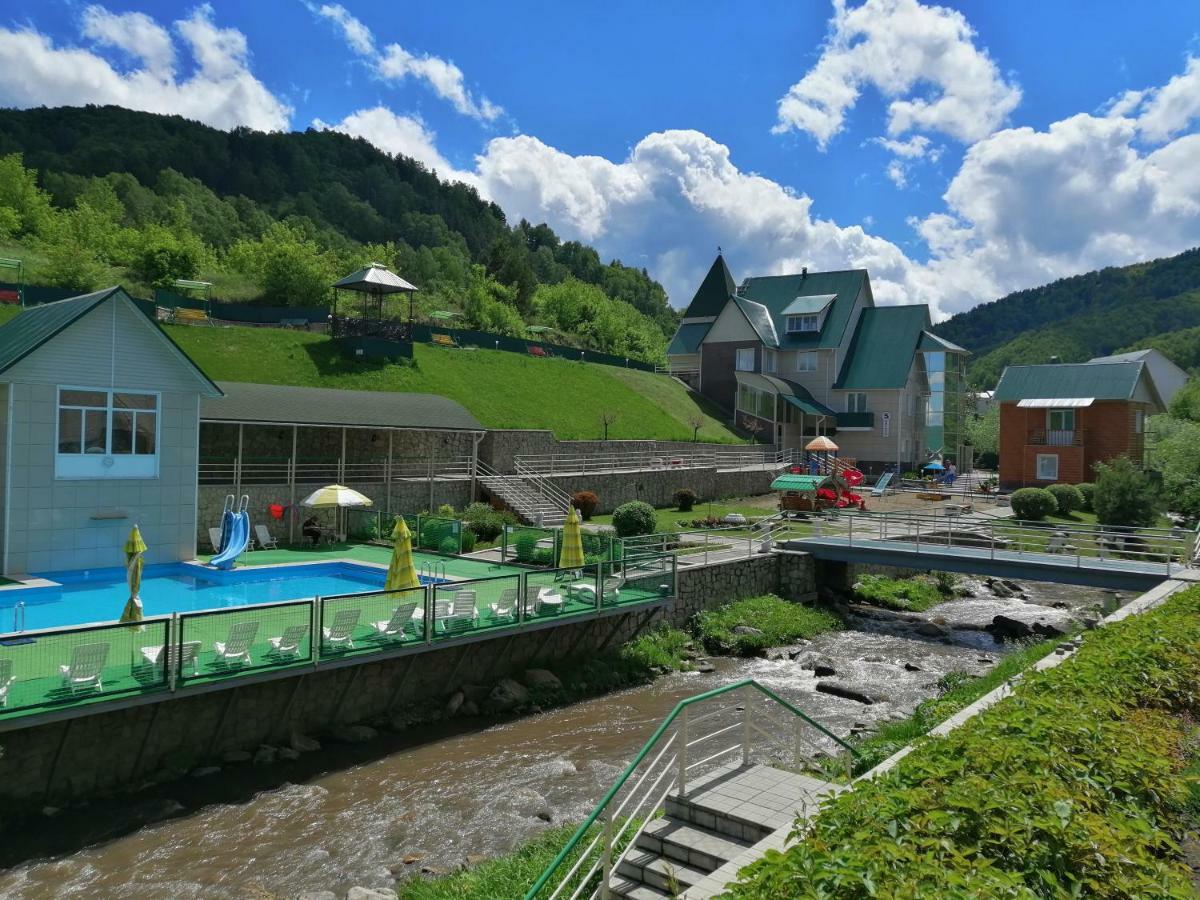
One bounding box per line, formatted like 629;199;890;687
254;524;280;550
569;576;623;605
322;608;360;650
489;588;519;621
525;585;564;616
268;624;310;658
214;621;259;665
450;590;477;621
370;602;419;639
59;642;109;693
0;658;12;707
140;640;201;677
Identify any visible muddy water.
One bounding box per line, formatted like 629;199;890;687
0;579;1115;899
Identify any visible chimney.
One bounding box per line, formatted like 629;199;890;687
801;266;808;278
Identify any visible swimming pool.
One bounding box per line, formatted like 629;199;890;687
0;562;418;633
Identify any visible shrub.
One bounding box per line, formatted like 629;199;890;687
974;450;999;470
1093;456;1161;527
435;503;456;517
1010;486;1058;520
461;502;515;542
571;490;599;520
611;500;657;537
853;575;943;612
673;488;698;512
438;536;459;555
1077;482;1096;512
1046;482;1085;516
530;547;555;566
460;529;476;552
695;595;841;656
513;531;539;563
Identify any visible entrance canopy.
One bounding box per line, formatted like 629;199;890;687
735;372;836;418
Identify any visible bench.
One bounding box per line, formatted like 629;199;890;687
0;289;19;305
172;307;212;325
527;345;547;357
279;317;310;330
432;332;458;348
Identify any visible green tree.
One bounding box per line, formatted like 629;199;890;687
1092;456;1161;527
129;223;206;287
0;153;54;238
1168;378;1200;422
228;221;338;307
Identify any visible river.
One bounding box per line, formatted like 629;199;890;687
0;578;1117;899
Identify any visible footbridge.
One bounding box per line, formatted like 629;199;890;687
782;511;1200;591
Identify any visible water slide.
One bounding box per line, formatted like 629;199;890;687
211;494;251;570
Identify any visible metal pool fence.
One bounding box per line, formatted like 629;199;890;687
0;553;677;722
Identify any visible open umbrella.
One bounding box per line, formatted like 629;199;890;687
923;460;944;471
558;506;585;570
385;517;420;592
120;525;147;624
804;436;839;453
300;484;373;542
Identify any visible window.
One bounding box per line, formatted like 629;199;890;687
762;349;776;374
1134;409;1145;434
785;314;820;333
795;351;817;373
1047;409;1075;432
1036;453;1059;481
846;393;868;413
736;384;775;421
56;388;159;479
735;348;756;372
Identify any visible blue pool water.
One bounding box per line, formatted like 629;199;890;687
0;562;406;633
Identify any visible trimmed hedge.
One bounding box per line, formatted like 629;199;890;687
611;500;657;537
730;587;1200;898
1077;481;1096;512
1010;486;1058;520
1047;482;1084;516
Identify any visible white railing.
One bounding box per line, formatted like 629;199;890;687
654;363;700;377
513;446;785;477
198;454;474;486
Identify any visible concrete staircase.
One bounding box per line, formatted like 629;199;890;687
477;461;569;526
609;764;843;899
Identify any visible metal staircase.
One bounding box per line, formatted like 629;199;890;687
477;460;571;526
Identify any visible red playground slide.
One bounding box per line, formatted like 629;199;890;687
841;467;864;487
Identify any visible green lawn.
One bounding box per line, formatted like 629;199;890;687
164;324;740;442
587;500;778;533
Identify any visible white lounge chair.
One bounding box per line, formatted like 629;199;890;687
570;576;624;606
208;527;224;553
489;588;519;621
525;585;563;616
59;642;109;693
322;609;360;650
214;621;259;666
451;590;477;621
140;640;201;677
0;658;12;707
254;524;280;551
268;624;310;659
370;602;419;639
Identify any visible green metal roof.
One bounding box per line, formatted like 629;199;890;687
994;362;1145;401
732;295;778;348
770;474;826;491
0;287;116;374
770;377;836;416
739;270;868;349
835;305;931;390
917;330;967;353
667;322;710;355
681;254;736;318
781;294;836;316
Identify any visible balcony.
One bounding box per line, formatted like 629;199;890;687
836;411;875;428
1027;428;1085;447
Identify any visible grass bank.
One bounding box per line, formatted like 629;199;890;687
732;586;1200;897
849;573;952;613
695;595;842;656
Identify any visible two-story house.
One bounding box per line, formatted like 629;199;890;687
666;255;969;475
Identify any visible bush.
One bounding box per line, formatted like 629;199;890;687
513;531;539;563
436;503;456;517
461;502;515;542
460;529;476;552
695;595;842;656
571;491;599;520
853;575;943;612
974;450;999;470
1077;481;1096;511
530;548;555;566
673;488;697;511
611;500;657;537
1010;487;1058;520
1046;482;1085;516
1093;456;1161;527
438;536;459;555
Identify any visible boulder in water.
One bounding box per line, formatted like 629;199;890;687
1032;621;1066;638
697;661;716;673
903;662;923;672
488;677;530;712
444;690;465;717
333;724;378;744
816;681;875;705
986;615;1033;641
346;888;396;900
915;622;949;638
278;747;301;761
291;733;321;753
522;669;563;691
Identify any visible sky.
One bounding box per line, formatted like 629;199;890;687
1;0;1199;320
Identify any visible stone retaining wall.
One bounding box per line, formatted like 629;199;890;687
479;431;770;472
542;468;777;514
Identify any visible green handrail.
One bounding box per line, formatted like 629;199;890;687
523;678;856;900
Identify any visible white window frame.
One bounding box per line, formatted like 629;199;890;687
1035;453;1059;481
795;350;817;373
762;348;777;374
785;314;821;334
846;392;868;413
735;348;756;372
55;386;161;480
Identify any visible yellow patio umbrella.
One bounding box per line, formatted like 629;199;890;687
558;506;586;570
120;524;147;624
385;516;420;591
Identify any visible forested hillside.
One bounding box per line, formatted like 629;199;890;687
0;105;675;362
935;247;1200;386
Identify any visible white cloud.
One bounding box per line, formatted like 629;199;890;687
315;3;502;122
874;135;931;159
775;0;1020;148
885;159;908;188
1113;55;1200;142
312;106;478;187
0;4;290;132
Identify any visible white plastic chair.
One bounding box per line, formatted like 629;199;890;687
322;609;361;650
370;602;418;639
268;624;309;658
59;643;109;693
214;621;259;665
0;658;12;706
140;640;201;677
255;524;280;550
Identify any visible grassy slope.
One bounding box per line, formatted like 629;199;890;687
164;323;741;442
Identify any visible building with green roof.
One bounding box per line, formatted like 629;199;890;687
664;255;970;475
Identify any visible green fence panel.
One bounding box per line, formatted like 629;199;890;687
504;525;557;565
524;565;600;622
417;515;462;553
177;601;313;686
0;618;171;717
318;586;427;659
607;554;675;607
431;573;524;639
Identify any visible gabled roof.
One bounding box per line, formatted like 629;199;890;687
202;381;483;431
994;361;1145;402
1088;349;1155;364
738;269;868;349
917;331;967;353
835;305;931;390
732;295;779;348
0;286;221;396
333;263;418;293
667;322;710;355
682;254;738;319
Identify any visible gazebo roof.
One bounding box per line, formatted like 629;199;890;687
332;263;418;294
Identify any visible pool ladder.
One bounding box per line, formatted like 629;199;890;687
11;600;25;633
420;561;447;582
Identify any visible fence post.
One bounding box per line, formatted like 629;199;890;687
517;572;526;626
793;719;803;770
424;585;434;643
601;807;614;900
678;706;690;796
742;694;753;766
168;612;179;691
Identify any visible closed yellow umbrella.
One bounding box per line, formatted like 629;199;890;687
120;524;147;623
558;506;586;570
385;517;420;591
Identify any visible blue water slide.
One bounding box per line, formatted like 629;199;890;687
211;495;252;569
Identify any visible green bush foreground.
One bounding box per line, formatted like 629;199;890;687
729;587;1200;898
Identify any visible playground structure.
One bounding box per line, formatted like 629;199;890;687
210;494;251;569
772;437;866;512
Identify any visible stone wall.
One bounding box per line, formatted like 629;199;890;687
479;430;771;473
670;551;817;624
542;467;777;514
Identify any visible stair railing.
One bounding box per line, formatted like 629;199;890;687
524;679;856;900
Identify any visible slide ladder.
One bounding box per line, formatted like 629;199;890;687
211;494;251;570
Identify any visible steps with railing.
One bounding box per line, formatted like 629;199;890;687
477;460;570;526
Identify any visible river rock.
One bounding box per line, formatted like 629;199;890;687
986;615;1033;641
1032;621;1067;638
489;677;530;712
221;749;252;764
291;733;322;753
986;579;1014;599
346;889;396;900
462;700;480;716
796;653;837;676
535;807;554;822
333;724;378;744
253;745;278;765
697;661;716;673
297;892;336;900
445;690;465;717
278;747;301;761
903;662;922;672
522;669;563;691
915;622;949;638
815;681;875;705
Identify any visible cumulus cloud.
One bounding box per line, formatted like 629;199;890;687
775;0;1020;148
0;4;290;131
1108;55;1200;142
312;106;479;187
315;3;502;122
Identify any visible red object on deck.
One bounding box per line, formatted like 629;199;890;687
269;503;285;520
841;467;864;487
0;290;19;304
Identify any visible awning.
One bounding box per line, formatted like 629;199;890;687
770;474;827;492
1016;398;1095;408
736;372;836;417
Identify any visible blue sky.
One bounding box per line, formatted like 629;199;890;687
1;0;1199;318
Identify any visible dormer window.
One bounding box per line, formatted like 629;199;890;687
786;314;821;334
